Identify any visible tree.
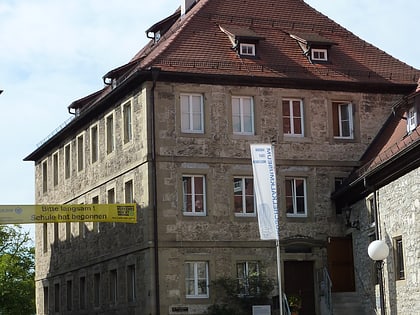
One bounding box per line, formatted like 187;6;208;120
0;225;35;315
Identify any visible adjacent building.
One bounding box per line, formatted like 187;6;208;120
25;0;420;314
333;82;420;314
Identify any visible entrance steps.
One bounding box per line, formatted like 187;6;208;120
331;292;366;315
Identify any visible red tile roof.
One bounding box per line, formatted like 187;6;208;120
358;92;420;176
117;0;420;85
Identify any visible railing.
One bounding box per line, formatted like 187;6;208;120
320;267;333;315
36;116;74;148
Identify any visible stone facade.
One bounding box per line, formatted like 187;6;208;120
350;167;420;314
32;79;405;314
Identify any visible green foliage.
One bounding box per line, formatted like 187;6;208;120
0;225;35;315
207;274;275;315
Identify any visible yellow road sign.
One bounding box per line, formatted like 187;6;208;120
0;204;137;224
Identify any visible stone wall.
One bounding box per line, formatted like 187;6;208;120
350;166;419;314
33;80;402;314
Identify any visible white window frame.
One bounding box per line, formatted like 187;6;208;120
90;124;99;164
185;261;209;298
76;132;85;172
234;177;255;216
105;112;115;155
232;96;255;135
333;102;354;139
239;43;255;56
122;100;133;144
407;106;417;133
311;48;328;61
182;175;206;216
181;93;204;133
236;261;260;296
285;177;307;217
282;99;304;137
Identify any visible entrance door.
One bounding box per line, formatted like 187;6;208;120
284;261;315;315
327;237;355;292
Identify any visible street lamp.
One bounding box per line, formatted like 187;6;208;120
368;240;389;315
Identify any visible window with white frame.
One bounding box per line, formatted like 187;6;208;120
407;106;417;133
285;177;307;217
77;133;84;172
239;43;255;56
185;261;209;298
332;102;354;139
64;143;71;179
282;99;304;136
182;175;206;215
234;177;255;216
90;124;99;164
122;100;133;144
311;48;328;61
181;93;204;133
236;261;259;296
232;96;254;135
106;113;115;154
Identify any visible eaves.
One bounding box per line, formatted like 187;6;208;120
332;138;420;206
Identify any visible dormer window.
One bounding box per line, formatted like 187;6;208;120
219;25;264;58
407;106;417;133
290;33;337;63
239;43;255;56
311;48;328;61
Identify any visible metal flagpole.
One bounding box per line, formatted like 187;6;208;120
276;239;284;315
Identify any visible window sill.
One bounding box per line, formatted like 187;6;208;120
183;212;207;217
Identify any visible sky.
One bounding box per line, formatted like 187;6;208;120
1;0;419;240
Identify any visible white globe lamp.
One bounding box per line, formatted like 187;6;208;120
368;240;389;261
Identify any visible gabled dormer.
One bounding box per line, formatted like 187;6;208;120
219;25;265;57
290;32;337;63
146;9;181;43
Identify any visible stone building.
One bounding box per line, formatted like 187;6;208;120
24;0;420;314
333;84;420;314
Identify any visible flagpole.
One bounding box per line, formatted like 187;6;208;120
276;239;284;315
272;144;283;315
250;144;283;315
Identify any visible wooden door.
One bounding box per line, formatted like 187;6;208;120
327;237;355;292
284;261;315;315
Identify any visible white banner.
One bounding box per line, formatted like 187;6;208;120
250;144;279;240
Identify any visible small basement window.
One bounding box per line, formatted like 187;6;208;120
239;43;255;56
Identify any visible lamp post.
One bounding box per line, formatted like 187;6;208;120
368;240;389;315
